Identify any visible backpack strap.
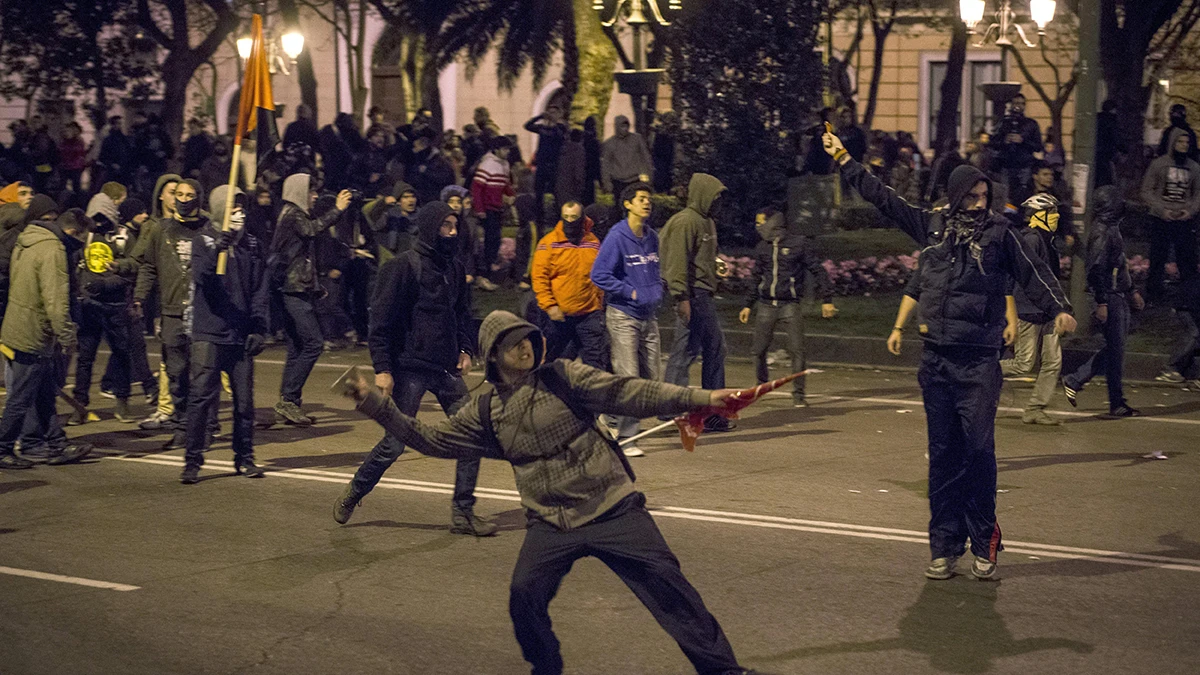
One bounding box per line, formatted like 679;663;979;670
538;361;636;482
477;387;497;451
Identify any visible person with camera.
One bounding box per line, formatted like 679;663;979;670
333;201;494;536
824;127;1075;581
271;173;352;426
987;93;1043;205
180;186;271;484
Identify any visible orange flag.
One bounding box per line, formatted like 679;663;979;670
236;14;279;177
674;370;819;452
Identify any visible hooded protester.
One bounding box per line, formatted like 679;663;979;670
369;180;418;262
133;179;211;448
335;309;753;675
271;173;352;425
739;207;836;407
600;115;652;199
0;194;57;322
531;201;606;367
98;197;158;405
824;128;1075;581
179;185;271;484
335;201;492;534
1156;103;1200;162
0;197;92;469
659;173;735;432
1062;186;1144;419
998;192;1069;426
441;184;477;284
1141;128;1200;300
85;190;122;234
73;201;140;424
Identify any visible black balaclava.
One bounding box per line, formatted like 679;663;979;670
174;179;204;221
562;213;585;243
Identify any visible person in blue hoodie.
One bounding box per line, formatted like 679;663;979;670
590;182;662;457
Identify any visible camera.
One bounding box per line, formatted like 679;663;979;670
345;188;363;202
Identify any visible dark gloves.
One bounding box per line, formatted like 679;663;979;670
215;229;237;252
244;333;266;357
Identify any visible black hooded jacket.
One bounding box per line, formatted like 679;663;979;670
744;213;833;308
368;201;473;374
840;159;1070;349
1085;186;1134;305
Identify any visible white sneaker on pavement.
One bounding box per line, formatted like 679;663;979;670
622;446;645;457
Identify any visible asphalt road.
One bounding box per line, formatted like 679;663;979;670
2;349;1198;675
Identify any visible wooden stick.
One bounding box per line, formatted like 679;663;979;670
216;142;243;275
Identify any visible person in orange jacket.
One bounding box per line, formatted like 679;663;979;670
531;201;607;367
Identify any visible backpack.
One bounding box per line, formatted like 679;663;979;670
476;360;636;482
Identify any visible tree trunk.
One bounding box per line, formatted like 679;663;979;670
934;19;968;156
278;0;318;118
560;8;580;112
571;0;617;127
862;22;891;130
419;54;443;129
160;54;194;154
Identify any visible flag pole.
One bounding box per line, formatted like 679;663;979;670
618;419;677;447
217;144;242;275
219;13;265;276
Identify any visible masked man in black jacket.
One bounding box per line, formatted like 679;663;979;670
333;202;495;536
180;186;271;484
824;129;1076;581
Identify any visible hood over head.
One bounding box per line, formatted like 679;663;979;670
1092;185;1126;224
757;211;786;241
478;310;545;384
208;185;246;223
614;115;631;138
282;173;312;213
86;192;119;230
440;184;469;204
1168;127;1192;161
686;173;727;218
945;164;992;218
23;194;58;226
151;173;182;218
414;201;456;249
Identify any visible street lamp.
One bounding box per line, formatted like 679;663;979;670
280;30;304;61
237;23;304;75
594;0;677;136
961;0;1056;47
237;36;253;60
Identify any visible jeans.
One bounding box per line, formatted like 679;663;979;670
161;314;191;428
1147;217;1198;298
544;310;608;369
316;275;351;341
185;341;255;467
481;210;503;277
606;306;662;440
349;369;480;511
663;290;726;389
280;293;324;404
1065;295;1130;409
918;346;1004;562
1168;309;1200;378
0;350;66;456
74;302;132;406
509;493;741;675
999;319;1061;412
102;309;156;395
749;301;807;400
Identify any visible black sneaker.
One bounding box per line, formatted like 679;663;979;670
0;454;35;470
703;415;736;432
99;387;116;400
1063;382;1078;407
180;465;200;484
162;432;186;451
274;400;314;426
333;485;361;524
235;458;265;478
46;443;93;465
1101;405;1140;419
450;511;499;537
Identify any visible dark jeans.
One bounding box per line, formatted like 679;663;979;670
102;309;156;395
1065;295;1131;409
509;493;741;675
185;341;255;467
1168;309;1200;378
349;369;479;511
750;301;807;399
481;210;504;277
1148;217;1199;298
74;302;132;406
917;346;1004;562
280;293;324;404
514;220;542;283
0;350;66;455
544;310;608;369
664;290;726;389
162;314;191;427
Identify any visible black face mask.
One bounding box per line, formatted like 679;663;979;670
562;219;584;240
435;235;458;257
175;198;199;218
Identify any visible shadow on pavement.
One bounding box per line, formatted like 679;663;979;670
1005;533;1200;579
268;452;368;470
0;479;49;495
343;520;448;531
997;451;1186;472
755;580;1092;673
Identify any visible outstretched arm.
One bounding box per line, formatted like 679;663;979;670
556;360;722;419
824;131;931;246
345;373;494;460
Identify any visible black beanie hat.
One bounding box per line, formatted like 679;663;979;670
119;197;148;224
23;194;59;225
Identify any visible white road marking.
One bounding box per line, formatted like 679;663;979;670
806;393;1200;426
0;565;140;592
103;454;1200;574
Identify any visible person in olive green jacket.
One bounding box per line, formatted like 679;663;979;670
659;172;736;432
0;197;92;469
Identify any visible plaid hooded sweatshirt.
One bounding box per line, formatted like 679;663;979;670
356;310;711;530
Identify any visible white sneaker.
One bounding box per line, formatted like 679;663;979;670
1142;450;1168;460
622;445;645;457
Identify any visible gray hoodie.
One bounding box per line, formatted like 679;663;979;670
355;310;711;530
659;173;726;299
